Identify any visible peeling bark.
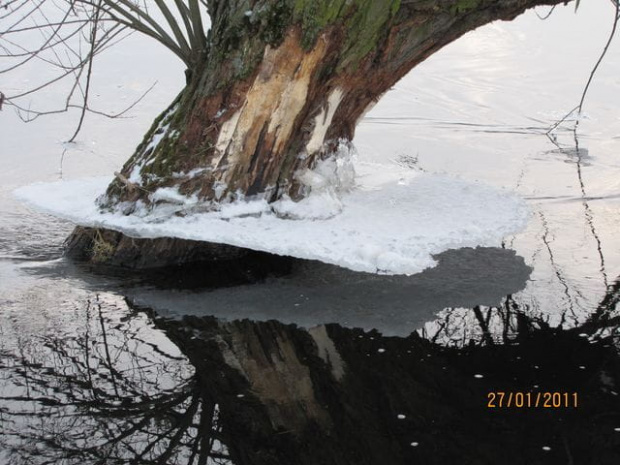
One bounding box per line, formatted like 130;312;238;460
68;0;569;267
100;0;568;211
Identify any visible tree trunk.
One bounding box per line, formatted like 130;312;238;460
69;0;566;267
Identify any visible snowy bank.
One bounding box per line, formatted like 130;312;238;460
14;163;529;275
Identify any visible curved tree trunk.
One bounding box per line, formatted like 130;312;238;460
68;0;567;267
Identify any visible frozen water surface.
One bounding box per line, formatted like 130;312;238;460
15;163;529;275
2;2;620;464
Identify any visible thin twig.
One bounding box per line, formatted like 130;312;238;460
68;0;101;142
577;0;620;115
548;0;620;133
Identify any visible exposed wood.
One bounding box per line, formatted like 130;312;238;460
69;0;570;267
100;0;569;211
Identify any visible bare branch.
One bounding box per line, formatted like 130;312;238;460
0;0;209;140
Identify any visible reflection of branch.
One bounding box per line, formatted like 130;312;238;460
133;391;200;464
538;211;575;324
95;296;120;397
0;299;231;465
473;306;495;346
585;275;620;329
501;295;520;344
572;131;609;289
423;293;574;348
545;127;609;291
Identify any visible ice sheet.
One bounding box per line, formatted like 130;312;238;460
14;163;529;275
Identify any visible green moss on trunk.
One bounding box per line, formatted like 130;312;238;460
100;0;570;214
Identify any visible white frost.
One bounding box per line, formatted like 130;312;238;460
273;144;356;220
14;160;530;275
150;187;198;206
216;198;270;219
298;147;356;193
128;104;178;185
129;163;144;184
144;104;178;155
273;192;343;221
172;167;209;179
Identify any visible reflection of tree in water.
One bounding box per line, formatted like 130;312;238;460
158;303;620;464
420;296;525;347
422;266;620;349
2;282;620;464
424;133;620;346
0;295;230;465
524;126;614;326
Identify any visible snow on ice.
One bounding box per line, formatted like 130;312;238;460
14;161;529;275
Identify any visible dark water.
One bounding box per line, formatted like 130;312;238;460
2;2;620;464
1;248;620;464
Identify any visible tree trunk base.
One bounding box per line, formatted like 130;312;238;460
63;226;293;281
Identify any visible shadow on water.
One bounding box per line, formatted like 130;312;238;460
21;247;532;337
2;248;620;464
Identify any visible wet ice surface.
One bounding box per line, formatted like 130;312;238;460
2;2;620;464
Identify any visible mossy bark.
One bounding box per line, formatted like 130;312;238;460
69;0;568;267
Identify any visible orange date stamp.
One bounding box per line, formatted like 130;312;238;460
487;392;578;408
